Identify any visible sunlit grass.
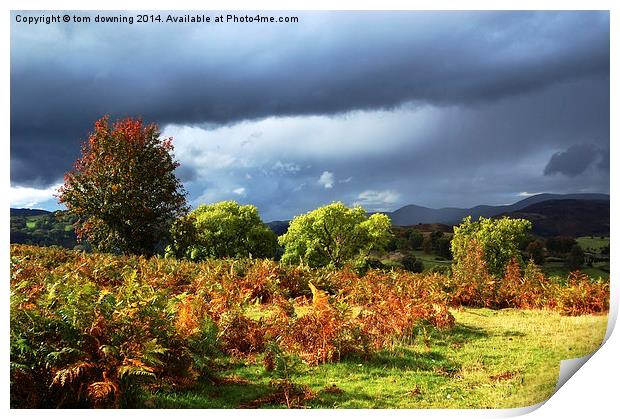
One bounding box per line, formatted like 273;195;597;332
147;308;608;409
576;236;609;253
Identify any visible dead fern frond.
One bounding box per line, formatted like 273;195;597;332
117;358;156;380
51;361;97;387
308;282;329;309
87;373;119;407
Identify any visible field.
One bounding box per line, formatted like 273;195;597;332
10;211;80;249
392;234;610;281
151;308;607;408
577;236;610;253
10;244;609;409
543;236;610;280
409;249;452;269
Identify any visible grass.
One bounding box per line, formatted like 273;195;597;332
400;236;610;279
410;250;452;269
576;236;609;253
543;261;609;281
145;308;608;409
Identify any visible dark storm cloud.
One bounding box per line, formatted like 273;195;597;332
544;143;608;177
175;165;198;183
155;70;608;220
11;11;609;187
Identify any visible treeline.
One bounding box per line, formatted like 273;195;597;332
10;211;88;250
10;208;608;275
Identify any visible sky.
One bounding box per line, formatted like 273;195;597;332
10;10;610;221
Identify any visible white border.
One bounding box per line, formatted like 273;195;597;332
3;1;617;418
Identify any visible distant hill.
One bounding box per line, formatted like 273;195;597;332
397;223;453;233
10;209;81;249
10;208;52;217
499;199;609;237
386;193;609;226
266;220;290;236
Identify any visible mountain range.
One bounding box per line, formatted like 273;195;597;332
385;193;609;226
497;198;609;237
267;193;609;237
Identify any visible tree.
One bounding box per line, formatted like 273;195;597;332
278;202;392;268
545;236;577;255
526;240;546;265
565;244;585;271
451;216;532;277
407;229;424;249
166;201;277;260
422;235;433;254
58;116;188;255
400;254;424;273
435;235;452;259
386;235;408;252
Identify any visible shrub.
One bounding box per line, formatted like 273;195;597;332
448;240;494;307
279;202;392;268
9;243;609;407
400;254;424;273
555;271;610;316
526;240;546;265
167;201;277;261
566;244;585;271
451;216;531;277
10;248;215;408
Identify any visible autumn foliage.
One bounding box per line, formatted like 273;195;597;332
10;244;608;408
446;241;609;312
58;116;187;256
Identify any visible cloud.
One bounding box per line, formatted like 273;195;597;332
272;161;301;174
128;80;608;220
232;187;246;196
11;183;62;208
543;143;607;177
354;190;401;211
9;11;610;220
318;171;335;189
10;11;609;187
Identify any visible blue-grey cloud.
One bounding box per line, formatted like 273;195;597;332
544;143;609;177
10;11;610;218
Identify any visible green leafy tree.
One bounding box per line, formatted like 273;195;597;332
167;201;277;260
58;116;188;256
451;216;532;276
278;202;392;268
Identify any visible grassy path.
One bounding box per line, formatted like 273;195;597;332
148;308;608;409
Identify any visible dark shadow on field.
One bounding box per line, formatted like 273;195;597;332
501;330;526;338
147;378;275;408
146;322;491;408
424;322;489;346
339;347;455;372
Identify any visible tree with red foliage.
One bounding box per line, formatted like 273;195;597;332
58;115;188;255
